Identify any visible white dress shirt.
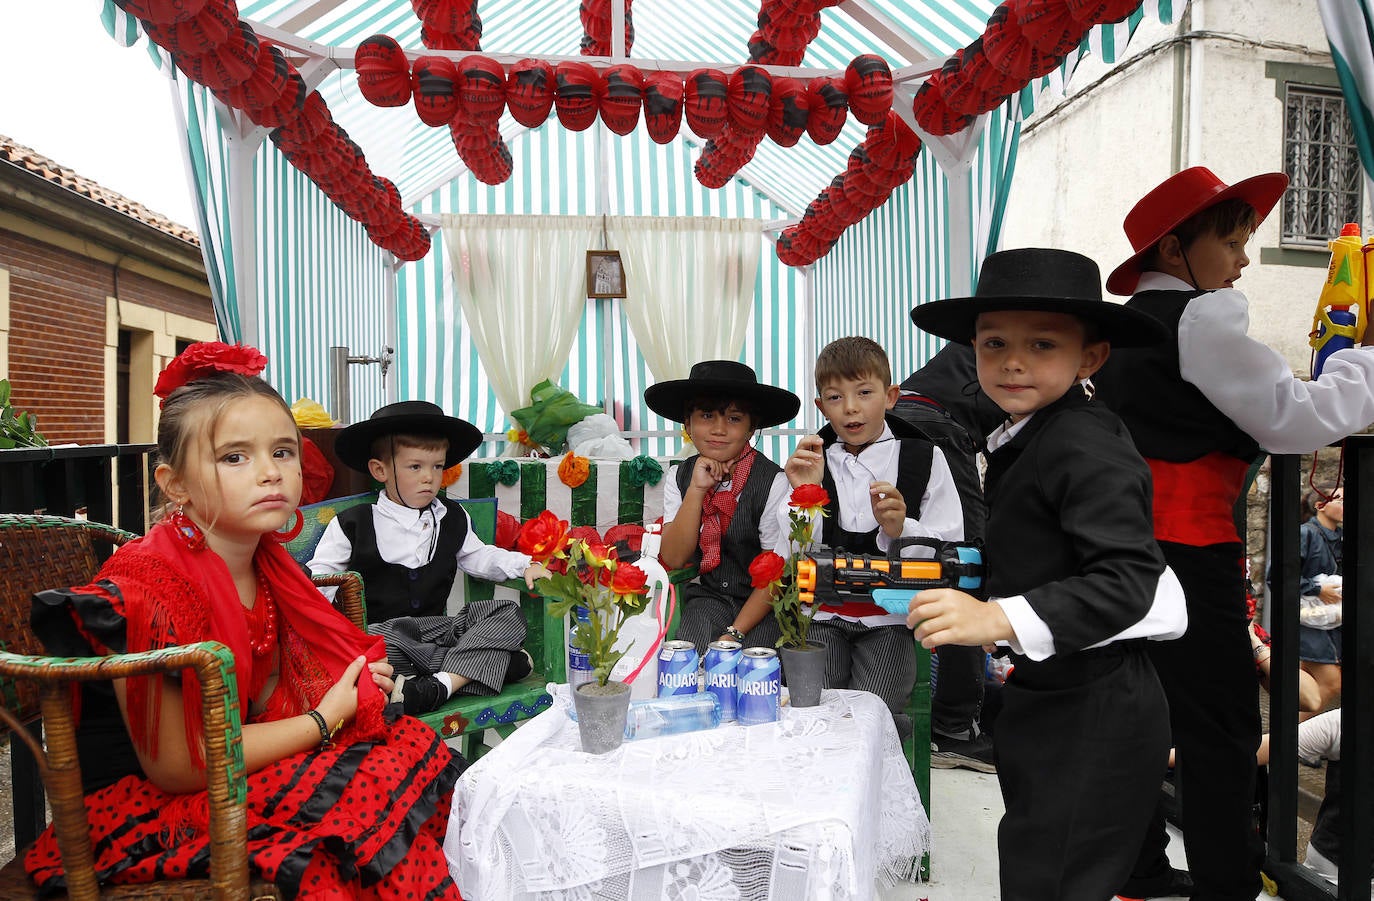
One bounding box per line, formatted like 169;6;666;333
308;492;533;590
777;424;965;626
1140;271;1374;453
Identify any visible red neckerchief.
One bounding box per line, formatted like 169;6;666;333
698;448;757;573
106;520;388;768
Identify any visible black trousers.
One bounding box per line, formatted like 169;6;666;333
1129;542;1263;901
997;643;1169;901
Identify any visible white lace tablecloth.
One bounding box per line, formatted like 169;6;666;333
444;687;929;901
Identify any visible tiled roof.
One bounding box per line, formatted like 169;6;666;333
0;134;199;246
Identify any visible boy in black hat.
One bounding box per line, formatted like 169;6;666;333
308;401;547;714
645;361;800;653
908;248;1187;901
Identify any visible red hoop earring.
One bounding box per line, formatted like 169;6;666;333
269;508;305;544
167;506;207;551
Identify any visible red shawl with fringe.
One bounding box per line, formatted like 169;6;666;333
94;520;388;768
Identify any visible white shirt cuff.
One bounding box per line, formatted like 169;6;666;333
994;595;1056;661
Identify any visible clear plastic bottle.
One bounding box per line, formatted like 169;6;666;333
623;692;721;740
568;605;594;688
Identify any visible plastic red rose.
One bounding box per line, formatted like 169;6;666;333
749;551;787;589
516;510;572;564
788;484;830;511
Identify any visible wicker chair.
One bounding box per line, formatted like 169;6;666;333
0;514;360;900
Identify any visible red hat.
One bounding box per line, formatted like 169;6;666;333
1105;166;1289;295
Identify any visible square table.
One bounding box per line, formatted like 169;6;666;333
444;687;929;900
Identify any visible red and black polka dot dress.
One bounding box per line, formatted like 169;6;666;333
25;569;466;900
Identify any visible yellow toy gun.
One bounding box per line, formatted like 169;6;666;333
795;538;984;615
1310;222;1369;377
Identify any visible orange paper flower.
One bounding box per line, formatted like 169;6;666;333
441;462;462;489
558;451;591;488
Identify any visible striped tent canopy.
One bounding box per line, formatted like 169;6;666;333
106;0;1182;460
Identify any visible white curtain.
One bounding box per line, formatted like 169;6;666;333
604;216;763;380
442;214;601;417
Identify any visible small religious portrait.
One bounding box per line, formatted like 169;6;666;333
586;250;626;298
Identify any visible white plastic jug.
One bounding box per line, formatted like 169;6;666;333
610;524;675;699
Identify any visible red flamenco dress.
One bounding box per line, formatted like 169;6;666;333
24;520;465;900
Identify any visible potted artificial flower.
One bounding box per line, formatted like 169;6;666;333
749;484;830;707
517;510;652;753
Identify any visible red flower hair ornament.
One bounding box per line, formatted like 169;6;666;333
154;342;269;407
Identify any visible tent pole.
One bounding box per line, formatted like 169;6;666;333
223;122;260;347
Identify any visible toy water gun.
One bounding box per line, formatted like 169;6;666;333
1309;222;1369;377
795;538;984;615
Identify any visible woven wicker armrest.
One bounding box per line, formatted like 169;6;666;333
310;571;366;630
0;641;250;901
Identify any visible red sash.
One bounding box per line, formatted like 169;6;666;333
1147;452;1252;546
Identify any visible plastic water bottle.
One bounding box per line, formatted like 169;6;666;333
568;605;595;689
623;693;721;740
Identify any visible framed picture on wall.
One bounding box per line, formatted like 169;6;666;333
586;250;627;299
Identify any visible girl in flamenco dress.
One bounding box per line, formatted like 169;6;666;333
25;342;465;899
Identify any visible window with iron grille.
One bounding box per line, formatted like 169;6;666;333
1282;83;1361;247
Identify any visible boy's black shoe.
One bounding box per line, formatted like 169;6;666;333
505;648;534;684
400;674;448;715
1117;866;1195;899
930;731;997;773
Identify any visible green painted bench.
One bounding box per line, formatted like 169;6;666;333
286;493;561;759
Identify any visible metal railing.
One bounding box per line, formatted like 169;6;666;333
1267;435;1370;900
0;443;155;533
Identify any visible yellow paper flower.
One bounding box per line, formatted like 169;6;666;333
291;397;338;428
558;451;591;488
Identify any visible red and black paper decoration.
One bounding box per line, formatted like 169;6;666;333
355;34;412;107
844;54;893;125
505;58;555;127
554;61;602;131
600;63;644;135
684;69;730;140
805;76;848;145
412;56;460;127
643;71;684;144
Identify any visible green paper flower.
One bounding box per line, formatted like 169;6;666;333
625;455;663;488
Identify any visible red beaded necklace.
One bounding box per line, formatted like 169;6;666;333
246;571;278;659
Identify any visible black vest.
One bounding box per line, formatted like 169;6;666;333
1094;289;1261;463
675;451;783;602
816;415;935;555
337;497;469;623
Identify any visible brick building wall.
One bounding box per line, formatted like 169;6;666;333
0;135;216;448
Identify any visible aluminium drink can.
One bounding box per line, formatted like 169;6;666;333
703;640;742;722
656;639;700;697
736;646;781;725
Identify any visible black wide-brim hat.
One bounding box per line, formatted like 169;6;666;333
910;248;1169;348
334;401;484;472
644;360;801;428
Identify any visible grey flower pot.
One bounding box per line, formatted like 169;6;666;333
780;641;826;708
573;680;632;753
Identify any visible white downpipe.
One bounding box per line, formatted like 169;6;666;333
947;167;975;297
1186;1;1204;167
224;128;259;347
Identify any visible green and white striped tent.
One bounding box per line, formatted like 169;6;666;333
105;0;1182;459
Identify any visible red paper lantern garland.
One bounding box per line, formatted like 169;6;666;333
123;0;1149;267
